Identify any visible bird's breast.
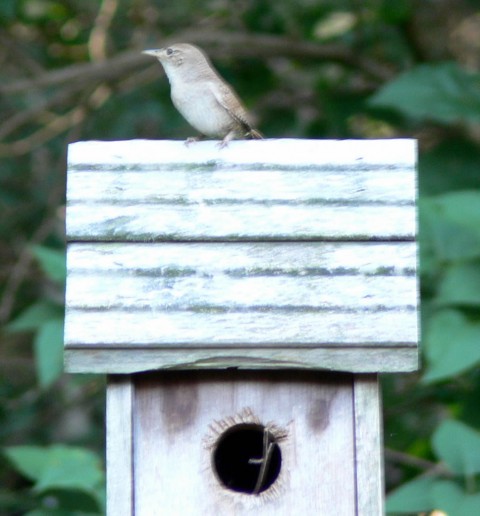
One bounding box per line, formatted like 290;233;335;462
170;81;237;137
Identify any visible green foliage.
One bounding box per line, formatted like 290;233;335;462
419;139;480;195
0;0;16;22
423;309;480;382
3;445;105;515
31;246;66;284
388;478;480;516
420;193;480;267
432;420;480;477
7;245;65;388
431;482;480;516
370;63;480;124
7;301;63;332
387;476;437;513
419;189;480;384
387;420;480;515
33;318;65;388
8;299;65;388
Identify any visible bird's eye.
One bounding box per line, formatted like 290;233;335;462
166;48;173;56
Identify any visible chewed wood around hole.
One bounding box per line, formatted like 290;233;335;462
205;408;288;497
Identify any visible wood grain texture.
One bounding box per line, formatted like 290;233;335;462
353;375;384;516
68;168;414;203
67;138;416;168
65;242;417;315
66;139;417;242
133;371;356;515
64;139;419;374
67;203;415;241
65;345;418;374
64;241;418;373
106;376;134;516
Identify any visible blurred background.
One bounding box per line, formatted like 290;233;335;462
2;0;480;514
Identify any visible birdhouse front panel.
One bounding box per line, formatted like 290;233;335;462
64;139;418;374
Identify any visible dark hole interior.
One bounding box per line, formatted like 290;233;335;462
212;423;282;494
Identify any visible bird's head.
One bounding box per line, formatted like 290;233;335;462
142;44;208;69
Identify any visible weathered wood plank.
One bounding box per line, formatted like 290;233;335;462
65;308;417;345
133;371;356;515
106;376;134;516
65;242;417;312
67;168;415;204
67;138;416;168
65;139;419;375
64;240;418;372
66;274;416;311
354;375;385;516
66;139;417;241
67;203;415;241
65;345;419;374
66;241;416;273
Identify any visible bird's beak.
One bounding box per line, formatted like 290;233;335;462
142;49;162;57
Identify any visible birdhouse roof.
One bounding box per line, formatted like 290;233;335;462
64;139;419;374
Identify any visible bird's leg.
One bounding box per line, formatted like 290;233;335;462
217;130;236;149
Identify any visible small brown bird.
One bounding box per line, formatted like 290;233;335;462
142;43;263;147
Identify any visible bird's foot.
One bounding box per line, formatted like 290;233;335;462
217;131;236;149
184;136;203;147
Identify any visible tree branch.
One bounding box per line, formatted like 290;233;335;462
0;30;394;95
88;0;119;61
0;217;57;324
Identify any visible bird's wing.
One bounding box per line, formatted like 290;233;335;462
208;80;253;130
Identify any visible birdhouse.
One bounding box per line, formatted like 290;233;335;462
64;139;418;515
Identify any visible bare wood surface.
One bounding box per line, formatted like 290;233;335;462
133;371;356;515
64;139;419;374
354;374;384;515
64;240;418;373
67;138;416;168
68;168;414;204
67;203;415;242
66;139;416;241
106;376;134;516
66;345;418;374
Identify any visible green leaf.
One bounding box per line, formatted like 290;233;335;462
423;309;480;382
432;191;480;233
5;445;104;514
0;0;17;22
7;301;63;332
419;139;480;195
437;262;480;306
370;62;480;124
6;445;104;493
386;475;435;513
4;446;50;482
432;480;480;516
34;446;104;494
34;318;64;388
432;420;480;476
31;245;66;283
36;488;103;514
420;193;480;264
